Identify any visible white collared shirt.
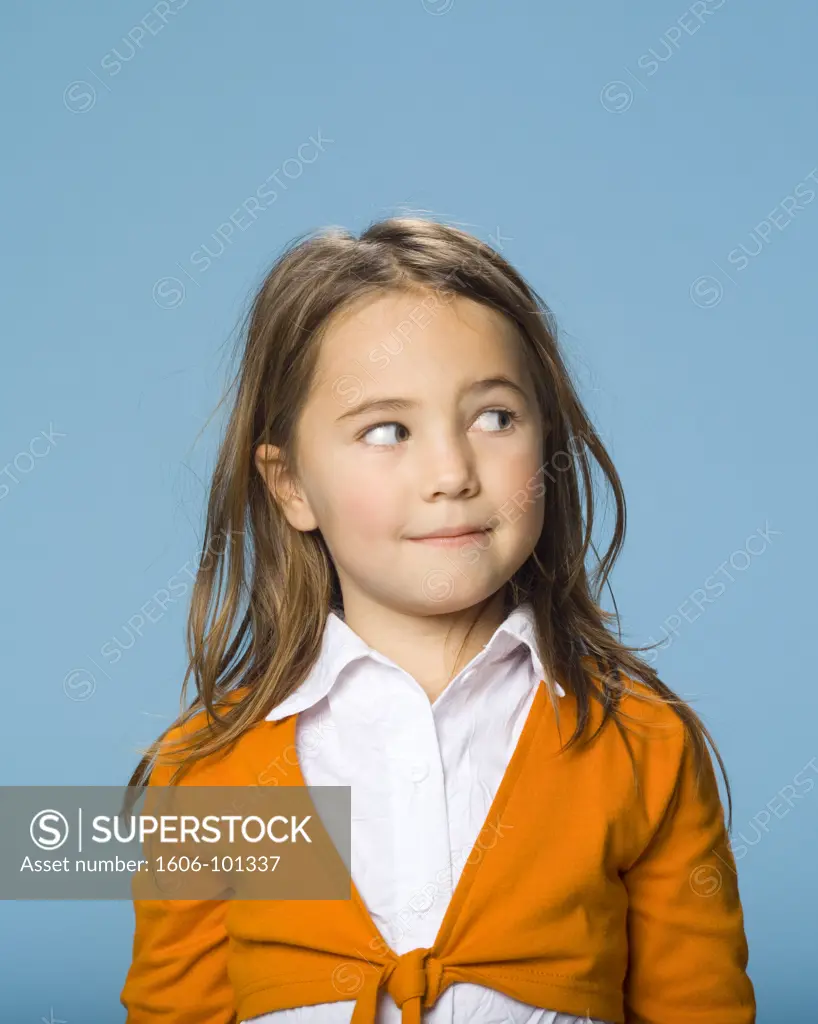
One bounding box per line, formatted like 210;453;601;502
246;602;609;1024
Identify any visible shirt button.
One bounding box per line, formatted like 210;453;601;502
408;761;429;783
411;891;434;913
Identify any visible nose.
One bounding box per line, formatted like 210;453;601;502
420;431;479;501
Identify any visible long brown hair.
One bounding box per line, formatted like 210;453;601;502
125;216;734;830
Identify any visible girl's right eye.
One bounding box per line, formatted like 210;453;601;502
360;421;409;447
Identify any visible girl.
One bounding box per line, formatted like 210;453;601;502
120;217;756;1023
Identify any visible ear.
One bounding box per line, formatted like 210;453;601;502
254;443;319;532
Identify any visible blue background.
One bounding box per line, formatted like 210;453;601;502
1;0;815;1019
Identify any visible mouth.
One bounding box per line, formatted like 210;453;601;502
407;526;493;547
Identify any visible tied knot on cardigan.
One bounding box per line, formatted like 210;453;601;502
383;947;443;1010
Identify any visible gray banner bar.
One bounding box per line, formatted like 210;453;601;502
0;785;351;900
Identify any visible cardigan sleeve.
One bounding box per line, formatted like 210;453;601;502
119;742;238;1023
622;728;757;1023
120;897;236;1023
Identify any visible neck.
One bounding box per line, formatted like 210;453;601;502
338;588;509;703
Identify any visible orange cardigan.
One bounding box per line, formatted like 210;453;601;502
120;674;756;1023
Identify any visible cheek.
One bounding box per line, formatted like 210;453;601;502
488;447;544;511
326;464;404;536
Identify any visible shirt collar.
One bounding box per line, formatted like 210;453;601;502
265;601;565;722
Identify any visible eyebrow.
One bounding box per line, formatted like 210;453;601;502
335;375;530;423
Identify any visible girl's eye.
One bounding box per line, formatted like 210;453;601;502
361;422;409;447
359;409;519;448
474;408;519;432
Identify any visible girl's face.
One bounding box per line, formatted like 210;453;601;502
265;288;546;617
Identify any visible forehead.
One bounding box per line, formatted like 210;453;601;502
314;288;525;377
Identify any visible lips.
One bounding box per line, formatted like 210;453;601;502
407;526;492;545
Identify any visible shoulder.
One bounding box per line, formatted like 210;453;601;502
617;673;690;740
580;658;688;737
148;686;286;787
601;667;722;820
580;659;695;784
577;664;726;859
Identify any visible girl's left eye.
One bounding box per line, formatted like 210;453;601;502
475;408;519;432
359;409;519;447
